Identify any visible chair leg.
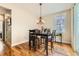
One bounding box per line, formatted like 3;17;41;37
33;37;36;51
38;38;40;49
51;39;53;52
29;38;31;50
43;38;45;44
59;34;62;44
40;38;42;45
55;36;56;42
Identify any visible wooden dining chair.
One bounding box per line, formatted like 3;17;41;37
29;29;42;51
38;29;48;49
47;30;55;52
29;30;37;51
35;29;41;49
52;30;56;42
40;29;55;52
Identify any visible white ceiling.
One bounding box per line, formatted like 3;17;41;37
15;3;74;17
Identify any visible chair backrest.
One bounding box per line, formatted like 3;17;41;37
47;29;50;32
43;28;47;34
35;29;40;33
29;30;35;35
44;28;47;32
47;29;51;34
52;30;56;38
53;30;56;35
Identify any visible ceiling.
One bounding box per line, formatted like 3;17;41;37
15;3;74;17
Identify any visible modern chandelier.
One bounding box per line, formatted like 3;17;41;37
37;3;44;24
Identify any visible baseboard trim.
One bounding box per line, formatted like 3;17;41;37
75;51;79;56
54;41;71;45
12;40;71;47
12;40;28;47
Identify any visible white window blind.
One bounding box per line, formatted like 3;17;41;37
56;16;65;34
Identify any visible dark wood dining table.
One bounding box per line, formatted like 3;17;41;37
29;30;52;56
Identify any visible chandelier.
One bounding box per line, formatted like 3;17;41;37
37;3;44;24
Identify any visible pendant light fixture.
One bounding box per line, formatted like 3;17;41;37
37;3;44;24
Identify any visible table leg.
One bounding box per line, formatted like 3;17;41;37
45;36;48;56
29;36;31;50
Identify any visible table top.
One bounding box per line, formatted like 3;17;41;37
32;32;52;36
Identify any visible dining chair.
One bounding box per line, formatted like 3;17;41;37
47;29;55;52
54;30;62;44
39;29;54;52
35;29;41;49
35;29;48;49
29;29;42;51
38;28;48;49
52;30;56;42
29;30;37;51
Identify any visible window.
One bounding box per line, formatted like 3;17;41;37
55;15;65;34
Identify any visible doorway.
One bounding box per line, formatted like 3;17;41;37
0;6;11;45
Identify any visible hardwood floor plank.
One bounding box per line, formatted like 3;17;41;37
11;42;76;56
0;41;76;56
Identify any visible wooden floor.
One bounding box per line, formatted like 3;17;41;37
0;41;11;56
11;42;76;56
0;42;76;56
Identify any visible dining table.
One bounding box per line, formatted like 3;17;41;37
29;30;52;56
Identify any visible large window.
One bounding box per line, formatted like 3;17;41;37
55;15;65;34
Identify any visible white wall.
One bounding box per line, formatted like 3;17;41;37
0;3;37;46
43;9;71;44
71;7;76;51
